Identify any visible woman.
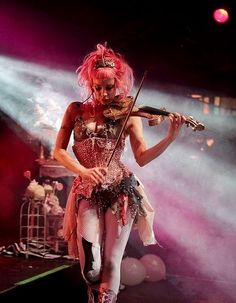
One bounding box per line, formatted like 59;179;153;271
53;43;185;303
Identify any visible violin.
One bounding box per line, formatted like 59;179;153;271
105;72;205;167
103;96;205;132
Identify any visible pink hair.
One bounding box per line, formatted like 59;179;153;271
76;43;134;99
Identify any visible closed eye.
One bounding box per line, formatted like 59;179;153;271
95;86;102;92
94;85;115;92
106;85;115;91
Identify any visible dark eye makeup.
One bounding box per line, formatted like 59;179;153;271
94;84;115;92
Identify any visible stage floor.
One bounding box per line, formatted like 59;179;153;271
0;254;235;303
0;255;77;294
0;254;189;303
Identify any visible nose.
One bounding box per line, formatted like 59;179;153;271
102;89;108;97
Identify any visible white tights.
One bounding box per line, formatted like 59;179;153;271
77;199;134;294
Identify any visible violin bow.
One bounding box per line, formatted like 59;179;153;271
106;70;148;167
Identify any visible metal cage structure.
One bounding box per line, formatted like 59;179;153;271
19;198;66;257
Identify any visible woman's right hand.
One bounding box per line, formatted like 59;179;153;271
80;166;108;185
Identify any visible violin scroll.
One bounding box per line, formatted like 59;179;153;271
185;116;205;132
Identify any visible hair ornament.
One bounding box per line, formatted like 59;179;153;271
95;59;115;69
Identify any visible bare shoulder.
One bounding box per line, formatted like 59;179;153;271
60;101;83;130
65;101;83;118
67;101;82;112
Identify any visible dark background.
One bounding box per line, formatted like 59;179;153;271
1;0;236;97
1;4;236;301
0;0;236;244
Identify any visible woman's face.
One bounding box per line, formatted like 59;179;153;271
92;77;116;105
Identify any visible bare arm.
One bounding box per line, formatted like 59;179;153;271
53;102;107;184
53;102;85;175
128;113;185;167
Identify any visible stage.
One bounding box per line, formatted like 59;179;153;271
0;254;86;301
1;253;234;303
0;254;189;303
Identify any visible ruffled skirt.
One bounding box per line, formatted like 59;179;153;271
63;174;157;258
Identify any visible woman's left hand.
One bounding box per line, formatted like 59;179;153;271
167;113;186;140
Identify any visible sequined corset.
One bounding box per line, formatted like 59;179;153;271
72;116;130;198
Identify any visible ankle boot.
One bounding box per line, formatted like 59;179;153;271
98;288;117;303
87;286;99;303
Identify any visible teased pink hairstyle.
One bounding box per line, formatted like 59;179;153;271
76;43;134;99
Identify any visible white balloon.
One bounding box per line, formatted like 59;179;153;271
140;254;166;282
121;257;146;286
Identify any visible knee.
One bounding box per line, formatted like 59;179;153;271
103;259;120;275
84;267;101;284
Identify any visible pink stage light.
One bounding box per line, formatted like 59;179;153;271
213;8;229;23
